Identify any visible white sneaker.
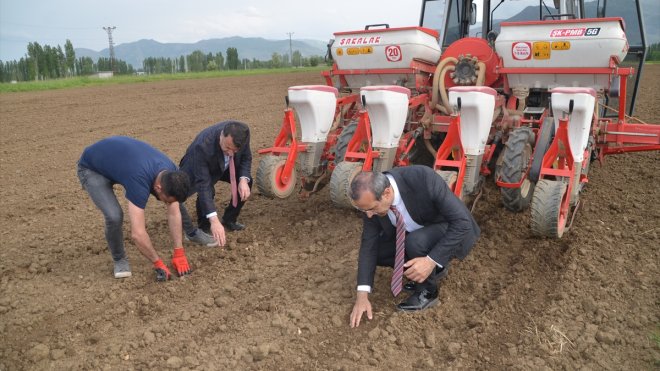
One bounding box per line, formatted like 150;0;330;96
185;229;218;247
113;258;132;279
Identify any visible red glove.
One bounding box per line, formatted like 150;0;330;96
153;259;171;282
171;248;191;276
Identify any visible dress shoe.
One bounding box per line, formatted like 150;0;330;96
403;266;448;292
396;287;439;312
222;221;246;231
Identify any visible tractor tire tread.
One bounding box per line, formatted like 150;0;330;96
332;120;358;165
530;179;565;238
500;127;535;212
330;161;362;209
256;155;296;199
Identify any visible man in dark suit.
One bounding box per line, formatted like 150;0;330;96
348;165;480;327
179;121;253;247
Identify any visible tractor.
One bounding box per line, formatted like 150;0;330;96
256;0;659;238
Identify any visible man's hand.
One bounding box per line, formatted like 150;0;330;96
403;257;436;283
171;248;191;276
238;178;251;201
153;259;171;282
209;216;226;246
350;291;372;328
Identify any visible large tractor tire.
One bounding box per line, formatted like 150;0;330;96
530;179;568;238
529;117;555;183
500;127;535;212
256;155;297;199
435;170;458;191
332;120;358;165
330;161;362;209
408;135;437;167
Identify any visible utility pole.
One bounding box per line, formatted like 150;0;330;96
103;26;117;73
286;32;294;67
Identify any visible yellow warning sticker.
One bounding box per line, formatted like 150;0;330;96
551;41;571;50
533;41;551;59
336;48;344;56
360;46;373;54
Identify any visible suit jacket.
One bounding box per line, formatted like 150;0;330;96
357;165;480;287
179;121;252;216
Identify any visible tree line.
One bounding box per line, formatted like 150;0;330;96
0;40;135;82
1;39;326;83
142;48;323;74
647;42;660;61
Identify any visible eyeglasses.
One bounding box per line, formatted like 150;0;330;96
354;204;377;213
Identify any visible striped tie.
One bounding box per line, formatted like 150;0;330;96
390;206;405;297
229;156;238;207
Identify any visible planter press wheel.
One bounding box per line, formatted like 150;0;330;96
256;155;297;199
500;127;536;212
329;161;362;209
530;179;569;238
435;170;458;191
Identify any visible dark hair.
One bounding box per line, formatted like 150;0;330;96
161;170;190;202
350;171;390;201
222;121;249;148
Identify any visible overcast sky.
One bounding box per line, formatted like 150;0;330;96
0;0;421;61
2;1;657;62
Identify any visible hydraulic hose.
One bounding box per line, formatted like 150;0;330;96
432;57;458;114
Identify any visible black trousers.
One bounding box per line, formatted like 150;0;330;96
376;223;449;290
180;173;253;234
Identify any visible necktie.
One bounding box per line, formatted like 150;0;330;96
390;206;405;297
229;156;238;207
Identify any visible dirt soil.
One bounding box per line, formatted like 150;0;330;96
0;66;658;371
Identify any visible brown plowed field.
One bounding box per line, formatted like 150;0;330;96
0;66;658;370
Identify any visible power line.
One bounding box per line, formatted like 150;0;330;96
103;26;116;72
286;32;294;67
1;21;100;30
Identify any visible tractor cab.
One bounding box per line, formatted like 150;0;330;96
420;0;648;116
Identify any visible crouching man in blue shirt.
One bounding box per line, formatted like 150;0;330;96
77;136;192;281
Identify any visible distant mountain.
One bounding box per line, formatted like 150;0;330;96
75;36;328;69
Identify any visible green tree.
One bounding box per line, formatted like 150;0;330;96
64;40;75;76
56;45;66;77
215;52;224;71
187;50;206;72
270;52;283;68
226;47;239;70
292;50;302;67
78;56;95;75
647;42;660;61
178;55;186;72
27;42;43;80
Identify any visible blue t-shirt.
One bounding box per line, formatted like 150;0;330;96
79;136;177;209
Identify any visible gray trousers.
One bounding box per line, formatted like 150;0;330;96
77;165;126;262
179;203;196;236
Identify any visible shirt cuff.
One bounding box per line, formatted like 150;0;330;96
357;285;372;293
206;211;218;219
426;256;443;269
239;176;250;181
